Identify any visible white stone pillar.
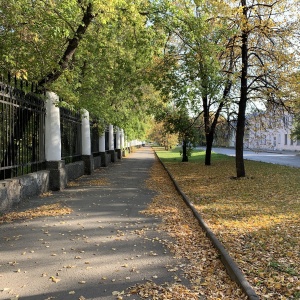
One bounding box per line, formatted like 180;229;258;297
115;127;122;159
116;127;121;150
45;92;61;161
81;109;91;155
109;124;114;151
45;92;66;190
121;129;125;149
99;130;105;152
81;109;94;174
98;129;109;167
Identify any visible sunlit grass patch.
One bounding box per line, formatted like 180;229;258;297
153;146;232;163
155;147;300;299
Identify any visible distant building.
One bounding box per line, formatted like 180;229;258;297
227;107;300;152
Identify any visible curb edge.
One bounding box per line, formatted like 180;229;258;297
154;153;260;300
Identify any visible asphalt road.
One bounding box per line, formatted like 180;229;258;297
210;147;300;168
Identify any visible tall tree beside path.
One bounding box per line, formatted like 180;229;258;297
291;72;300;139
150;0;235;165
225;0;300;177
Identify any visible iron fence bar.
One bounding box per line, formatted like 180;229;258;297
60;106;82;164
0;80;46;180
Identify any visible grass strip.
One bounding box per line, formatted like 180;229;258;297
155;147;300;300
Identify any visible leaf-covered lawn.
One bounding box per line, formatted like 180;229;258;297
142;154;246;299
155;147;300;300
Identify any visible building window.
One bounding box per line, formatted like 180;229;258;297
284;134;288;145
291;138;294;146
283;116;289;127
297;139;300;146
277;134;281;144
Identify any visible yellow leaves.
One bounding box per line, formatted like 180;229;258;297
112;290;124;296
0;203;72;224
49;276;60;283
155;148;300;299
84;178;111;186
68;177;111;187
144;157;246;299
15;69;28;80
129;282;199;300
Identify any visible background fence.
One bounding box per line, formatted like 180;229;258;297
0;80;46;180
0;79;127;182
60;106;82;164
91;120;100;155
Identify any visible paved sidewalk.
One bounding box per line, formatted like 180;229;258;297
0;147;189;300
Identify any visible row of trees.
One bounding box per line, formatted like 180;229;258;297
149;0;299;177
1;0;299;177
0;0;164;138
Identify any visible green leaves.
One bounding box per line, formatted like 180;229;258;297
0;0;167;139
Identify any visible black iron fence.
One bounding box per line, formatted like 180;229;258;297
91;120;100;155
0;80;46;180
60;106;82;164
105;128;109;151
0;79;120;181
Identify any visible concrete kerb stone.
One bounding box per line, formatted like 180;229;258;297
154;152;260;300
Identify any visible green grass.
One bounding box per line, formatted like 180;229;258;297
153;146;233;163
153;146;300;299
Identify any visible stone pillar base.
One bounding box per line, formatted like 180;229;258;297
46;160;67;191
100;152;110;167
82;155;94;175
109;150;118;162
116;149;122;160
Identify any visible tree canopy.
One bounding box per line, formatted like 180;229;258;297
148;0;300;176
0;0;165;139
1;0;299;166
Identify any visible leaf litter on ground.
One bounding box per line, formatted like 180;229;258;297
0;202;72;224
155;147;300;300
128;155;247;299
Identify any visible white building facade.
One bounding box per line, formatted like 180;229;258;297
243;109;300;152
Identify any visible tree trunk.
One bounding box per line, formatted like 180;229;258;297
204;80;230;165
202;92;211;165
38;3;95;87
182;139;188;162
236;1;248;178
205;132;213;165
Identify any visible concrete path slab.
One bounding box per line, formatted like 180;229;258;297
0;147;189;300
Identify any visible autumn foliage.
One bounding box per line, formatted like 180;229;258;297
155;147;300;299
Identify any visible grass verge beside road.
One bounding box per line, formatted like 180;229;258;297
154;147;300;300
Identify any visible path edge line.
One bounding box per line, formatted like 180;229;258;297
154;152;260;300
